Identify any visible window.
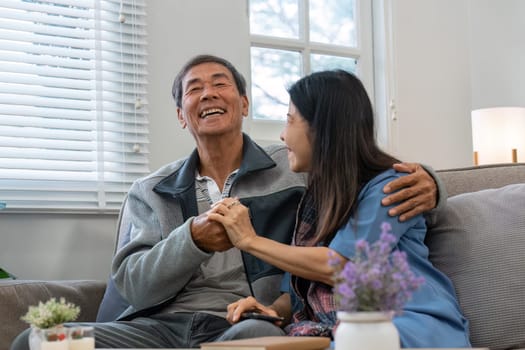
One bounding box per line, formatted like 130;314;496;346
0;0;148;212
247;0;373;142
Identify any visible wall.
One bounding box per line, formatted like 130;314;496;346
387;0;472;169
469;0;525;109
146;0;250;171
1;214;116;280
1;0;522;280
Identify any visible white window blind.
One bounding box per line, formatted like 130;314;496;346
0;0;149;212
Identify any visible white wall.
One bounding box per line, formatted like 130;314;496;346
1;0;522;280
469;0;525;109
387;0;472;169
146;0;250;171
1;214;116;280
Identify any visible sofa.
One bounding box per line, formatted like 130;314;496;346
1;163;524;350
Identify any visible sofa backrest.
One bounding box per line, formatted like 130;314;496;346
427;163;525;350
436;162;525;197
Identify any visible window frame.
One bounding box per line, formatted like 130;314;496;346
245;0;374;144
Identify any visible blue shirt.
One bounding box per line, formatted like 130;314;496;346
329;169;471;347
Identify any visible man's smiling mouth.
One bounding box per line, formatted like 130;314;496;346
200;108;225;118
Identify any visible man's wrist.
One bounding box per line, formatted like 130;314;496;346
420;164;447;211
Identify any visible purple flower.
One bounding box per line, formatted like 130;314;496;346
332;223;425;313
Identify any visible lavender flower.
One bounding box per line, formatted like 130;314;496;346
331;223;425;313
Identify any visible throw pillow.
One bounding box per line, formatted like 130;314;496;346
425;183;525;350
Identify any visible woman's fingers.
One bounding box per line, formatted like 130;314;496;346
226;297;259;323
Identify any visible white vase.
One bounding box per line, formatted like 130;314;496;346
334;311;400;350
28;326;69;350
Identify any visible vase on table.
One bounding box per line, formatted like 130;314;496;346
334;311;400;350
28;325;68;350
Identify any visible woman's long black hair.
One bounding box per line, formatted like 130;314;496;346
288;70;399;242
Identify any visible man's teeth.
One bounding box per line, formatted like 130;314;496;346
200;108;225;118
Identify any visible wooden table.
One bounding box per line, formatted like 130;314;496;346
97;348;488;350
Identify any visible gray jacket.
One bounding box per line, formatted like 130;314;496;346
111;134;307;319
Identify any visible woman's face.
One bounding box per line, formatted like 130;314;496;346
280;101;313;173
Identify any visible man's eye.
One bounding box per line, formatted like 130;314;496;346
188;86;202;93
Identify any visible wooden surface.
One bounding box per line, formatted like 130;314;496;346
97;348;490;350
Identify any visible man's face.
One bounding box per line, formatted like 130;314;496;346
177;62;249;139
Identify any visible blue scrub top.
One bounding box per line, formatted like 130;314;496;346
328;169;471;347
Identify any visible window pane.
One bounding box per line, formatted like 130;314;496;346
249;0;299;39
251;47;301;121
310;0;357;47
311;54;357;74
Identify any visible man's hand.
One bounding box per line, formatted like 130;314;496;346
207;198;257;251
191;212;233;252
382;162;437;222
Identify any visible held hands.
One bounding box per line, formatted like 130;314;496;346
225;296;283;325
207;198;257;250
382;162;438;222
190;211;233;252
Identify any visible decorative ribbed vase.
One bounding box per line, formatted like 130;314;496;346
334;311;400;350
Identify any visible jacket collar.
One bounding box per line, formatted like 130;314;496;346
153;133;276;197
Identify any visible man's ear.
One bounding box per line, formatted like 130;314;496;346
177;108;187;128
241;95;249;117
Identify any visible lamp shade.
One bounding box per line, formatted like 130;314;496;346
471;107;525;165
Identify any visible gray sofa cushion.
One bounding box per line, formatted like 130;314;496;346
426;183;525;350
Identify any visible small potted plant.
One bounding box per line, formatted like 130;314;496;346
21;297;80;350
330;222;425;350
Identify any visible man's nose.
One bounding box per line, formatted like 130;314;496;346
200;84;219;100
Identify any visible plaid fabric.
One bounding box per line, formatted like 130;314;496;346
285;191;337;338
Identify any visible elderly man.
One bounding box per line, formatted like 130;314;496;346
11;55;439;349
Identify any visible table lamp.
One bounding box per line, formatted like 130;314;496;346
471;107;525;165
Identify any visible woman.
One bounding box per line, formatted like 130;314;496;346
208;70;470;347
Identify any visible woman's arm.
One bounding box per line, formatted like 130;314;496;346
208;201;345;286
242;235;342;286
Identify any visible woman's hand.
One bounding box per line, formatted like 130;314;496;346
207;198;258;250
226;296;282;325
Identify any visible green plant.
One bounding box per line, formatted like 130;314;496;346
21;297;80;329
0;267;12;279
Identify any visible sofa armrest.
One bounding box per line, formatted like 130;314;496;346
0;279;106;350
